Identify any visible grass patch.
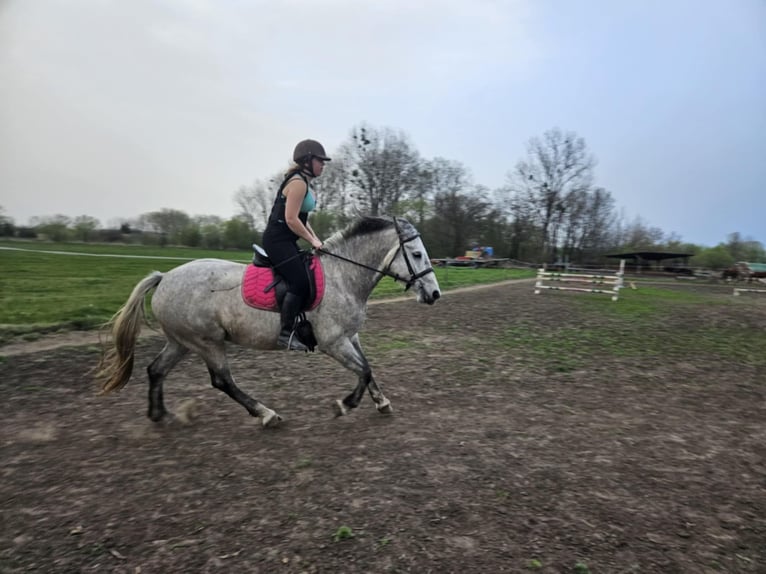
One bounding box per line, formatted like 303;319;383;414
368;336;413;351
572;285;723;319
500;285;766;372
332;526;354;542
293;457;313;469
0;239;250;260
501;323;766;371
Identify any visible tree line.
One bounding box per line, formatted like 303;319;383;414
1;124;763;270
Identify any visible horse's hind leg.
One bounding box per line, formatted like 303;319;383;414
323;335;391;417
204;353;282;428
147;339;189;422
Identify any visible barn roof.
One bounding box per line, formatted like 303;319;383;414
742;262;766;272
605;251;694;261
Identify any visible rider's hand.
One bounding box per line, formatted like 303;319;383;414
311;237;323;250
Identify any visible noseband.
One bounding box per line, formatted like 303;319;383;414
318;218;435;291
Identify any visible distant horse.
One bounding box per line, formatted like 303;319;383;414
96;217;441;427
721;266;740;280
721;265;748;281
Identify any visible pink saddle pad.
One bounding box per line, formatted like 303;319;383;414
241;257;325;312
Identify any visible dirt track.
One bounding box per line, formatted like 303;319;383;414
1;282;764;573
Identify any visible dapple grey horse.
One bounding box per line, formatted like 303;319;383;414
96;216;441;427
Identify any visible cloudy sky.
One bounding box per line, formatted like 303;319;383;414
1;0;764;246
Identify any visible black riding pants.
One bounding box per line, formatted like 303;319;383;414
262;236;310;299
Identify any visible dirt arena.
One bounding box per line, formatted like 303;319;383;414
1;281;764;573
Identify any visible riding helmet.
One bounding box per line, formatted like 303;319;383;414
293;139;332;163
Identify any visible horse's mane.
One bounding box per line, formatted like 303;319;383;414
324;216;398;248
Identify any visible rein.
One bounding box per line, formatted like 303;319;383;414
318;218;434;291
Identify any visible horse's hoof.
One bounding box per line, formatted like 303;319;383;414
333;399;348;418
376;398;393;415
148;408;169;423
151;412;179;427
261;411;283;428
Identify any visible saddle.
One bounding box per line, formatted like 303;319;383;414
241;245;325;313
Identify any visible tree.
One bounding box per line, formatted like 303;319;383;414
692;245;734;270
615;216;665;250
30;215;72;242
138;209;191;245
190;215;225;250
561;187;616;262
222;217;254;250
426;161;490;258
312;150;353;224
179;224;202;247
0;206;15;237
702;234;766;265
739;239;766;262
506;128;596;261
72;215;100;242
233;177;278;232
345;124;421;216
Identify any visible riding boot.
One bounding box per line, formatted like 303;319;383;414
278;293;308;351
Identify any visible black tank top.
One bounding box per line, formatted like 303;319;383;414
266;171;310;241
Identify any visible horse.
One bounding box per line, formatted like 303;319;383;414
721;265;748;281
721;266;740;280
95;216;441;428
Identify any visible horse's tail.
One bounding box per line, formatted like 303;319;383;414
96;271;163;394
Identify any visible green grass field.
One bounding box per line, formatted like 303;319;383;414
0;241;534;339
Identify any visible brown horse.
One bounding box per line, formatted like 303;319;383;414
721;266;742;280
723;263;766;282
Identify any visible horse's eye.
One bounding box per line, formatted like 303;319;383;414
412;251;423;259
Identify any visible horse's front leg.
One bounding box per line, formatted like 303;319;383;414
351;334;392;414
323;335;392;417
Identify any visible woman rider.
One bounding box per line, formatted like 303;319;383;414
262;139;330;350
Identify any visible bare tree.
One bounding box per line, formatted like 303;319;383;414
617;215;665;249
406;157;464;227
578;187;616;259
311;149;354;225
507;128;596;261
345;124;421;216
233;176;280;232
556;187;616;261
424;162;489;257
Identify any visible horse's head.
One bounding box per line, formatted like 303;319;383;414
322;216;441;304
388;217;441;305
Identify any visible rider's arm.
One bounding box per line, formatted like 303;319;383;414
284;179;322;249
305;220;321;245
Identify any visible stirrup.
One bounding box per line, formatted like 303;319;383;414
278;330;308;352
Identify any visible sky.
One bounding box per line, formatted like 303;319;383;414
0;0;764;247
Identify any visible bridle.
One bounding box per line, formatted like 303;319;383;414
318;218;435;291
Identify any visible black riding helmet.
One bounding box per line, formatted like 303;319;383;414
293;139;332;164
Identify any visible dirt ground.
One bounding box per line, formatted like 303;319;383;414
1;281;764;573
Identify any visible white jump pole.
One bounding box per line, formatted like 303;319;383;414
733;288;766;296
535;259;625;301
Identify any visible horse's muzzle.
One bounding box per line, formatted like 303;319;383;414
425;290;440;305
